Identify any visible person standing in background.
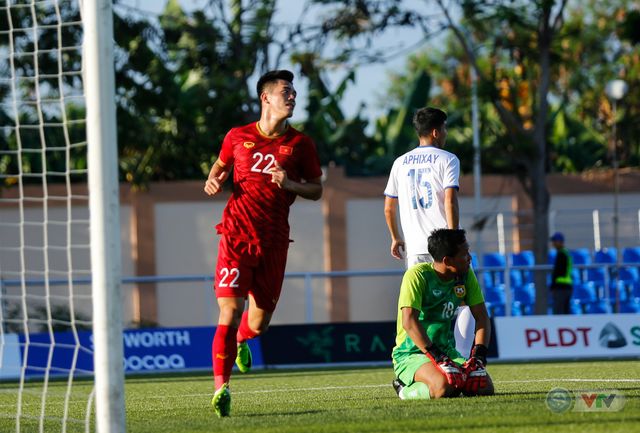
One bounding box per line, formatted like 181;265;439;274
549;232;573;314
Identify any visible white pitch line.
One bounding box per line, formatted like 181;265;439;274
169;378;640;399
499;378;640;383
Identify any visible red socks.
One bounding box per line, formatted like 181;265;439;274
236;311;259;343
212;325;238;389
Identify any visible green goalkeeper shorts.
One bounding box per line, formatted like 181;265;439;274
393;352;466;386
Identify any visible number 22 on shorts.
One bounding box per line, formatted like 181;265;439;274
219;267;240;287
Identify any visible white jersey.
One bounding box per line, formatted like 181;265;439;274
384;145;460;257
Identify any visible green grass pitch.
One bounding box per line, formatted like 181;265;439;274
1;360;638;432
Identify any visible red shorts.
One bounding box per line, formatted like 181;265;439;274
214;235;289;312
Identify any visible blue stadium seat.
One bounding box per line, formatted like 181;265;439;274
572;282;597;303
487;303;505;317
481;271;494;289
630;281;640;299
586;267;608;291
569;299;583;315
609;280;628;303
594;248;617;264
584;300;610;314
548;250;557;264
484;284;506;305
470;252;479;269
508;270;524;288
511;250;534;284
571;268;582;285
484;252;506;267
571;248;592;265
619;267;639;286
620;298;640;313
622;247;640;264
571;248;591;282
483;252;506;287
513;283;535;315
512;250;535;266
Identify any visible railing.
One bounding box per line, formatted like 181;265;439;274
2;262;638;323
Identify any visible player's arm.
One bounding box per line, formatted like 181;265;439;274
204;158;230;196
384;196;405;260
270;161;322;200
444;187;459;229
469;302;491;349
401;307;432;352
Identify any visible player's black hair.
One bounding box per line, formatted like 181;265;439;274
428;228;467;262
256;70;294;97
413;107;447;137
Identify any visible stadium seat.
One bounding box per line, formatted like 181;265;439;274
571;268;582;285
630;281;640;299
487;302;505;317
470;252;479;269
620;298;640;313
481;271;494;289
511;250;534;284
483;252;506;286
622;246;640;264
571;248;591;282
586;267;608;292
619;267;639;286
608;280;628;303
572;281;597;303
570;248;592;265
512;250;535;266
569;299;583;315
594;248;617;264
547;250;557;264
584;300;610;314
508;270;524;288
484;284;506;305
512;283;535;315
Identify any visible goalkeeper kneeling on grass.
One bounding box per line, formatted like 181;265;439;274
392;228;494;399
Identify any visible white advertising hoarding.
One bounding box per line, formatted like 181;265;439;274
495;314;640;360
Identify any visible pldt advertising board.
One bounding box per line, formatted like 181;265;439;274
7;326;262;378
494;314;640;360
2;315;636;378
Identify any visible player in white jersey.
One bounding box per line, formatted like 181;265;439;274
384;107;459;264
384;107;474;357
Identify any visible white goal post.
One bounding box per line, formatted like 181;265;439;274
0;0;125;432
84;0;125;432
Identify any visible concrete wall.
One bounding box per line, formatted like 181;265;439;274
2;169;640;328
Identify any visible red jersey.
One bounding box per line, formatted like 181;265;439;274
216;122;322;247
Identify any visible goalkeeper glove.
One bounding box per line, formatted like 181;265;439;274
462;344;489;396
425;345;466;389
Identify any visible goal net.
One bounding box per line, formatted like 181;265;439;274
0;1;124;432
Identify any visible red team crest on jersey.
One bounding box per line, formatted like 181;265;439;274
279;145;293;155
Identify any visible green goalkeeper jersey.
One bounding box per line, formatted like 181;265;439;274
392;263;484;361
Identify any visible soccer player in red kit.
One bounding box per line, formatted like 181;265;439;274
204;70;323;417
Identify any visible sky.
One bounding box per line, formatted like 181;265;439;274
116;0;440;124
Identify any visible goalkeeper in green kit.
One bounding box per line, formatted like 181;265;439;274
392;228;494;399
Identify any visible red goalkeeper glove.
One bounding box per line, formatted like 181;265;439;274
425;345;466;389
462;344;489;395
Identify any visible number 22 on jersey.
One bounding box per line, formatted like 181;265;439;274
251;152;276;174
